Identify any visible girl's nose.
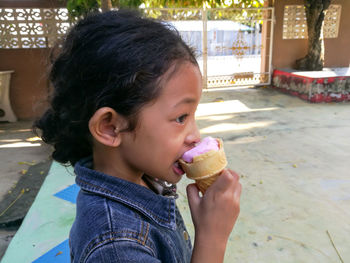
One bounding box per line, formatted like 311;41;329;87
185;121;201;147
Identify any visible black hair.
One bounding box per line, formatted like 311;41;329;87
33;9;198;167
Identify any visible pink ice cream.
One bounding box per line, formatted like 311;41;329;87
181;136;219;163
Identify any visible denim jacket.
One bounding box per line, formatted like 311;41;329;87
70;157;192;263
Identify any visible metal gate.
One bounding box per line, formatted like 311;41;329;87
0;7;274;88
142;7;274;88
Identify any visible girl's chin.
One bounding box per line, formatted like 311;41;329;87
166;172;183;185
145;171;182;185
170;175;183;184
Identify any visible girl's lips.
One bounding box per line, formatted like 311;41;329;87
173;161;185;176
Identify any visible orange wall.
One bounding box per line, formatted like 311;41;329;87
0;0;64;120
272;0;350;69
324;0;350;67
272;0;308;69
0;49;51;120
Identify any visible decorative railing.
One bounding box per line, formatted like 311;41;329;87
0;8;73;48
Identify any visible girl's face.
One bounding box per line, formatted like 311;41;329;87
120;62;202;184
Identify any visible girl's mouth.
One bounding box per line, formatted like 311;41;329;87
173;161;185;176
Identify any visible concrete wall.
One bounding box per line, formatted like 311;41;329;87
272;0;350;70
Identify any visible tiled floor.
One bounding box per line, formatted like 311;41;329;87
2;87;350;262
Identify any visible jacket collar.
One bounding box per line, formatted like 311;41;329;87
74;157;176;230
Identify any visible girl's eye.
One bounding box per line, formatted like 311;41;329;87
175;114;188;124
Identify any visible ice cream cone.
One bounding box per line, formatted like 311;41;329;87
195;173;221;194
179;138;227;193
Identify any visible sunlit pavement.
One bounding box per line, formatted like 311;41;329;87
0;121;52;200
181;86;350;262
0;120;52;259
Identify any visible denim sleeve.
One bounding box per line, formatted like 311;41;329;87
85;240;161;263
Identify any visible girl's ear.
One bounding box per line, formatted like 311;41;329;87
88;107;126;147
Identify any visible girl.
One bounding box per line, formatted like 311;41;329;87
34;10;241;263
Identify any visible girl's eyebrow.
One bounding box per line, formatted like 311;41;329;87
173;98;197;108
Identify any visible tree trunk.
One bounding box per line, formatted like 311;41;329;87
101;0;113;12
295;0;331;71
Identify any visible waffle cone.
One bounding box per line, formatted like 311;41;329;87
195;173;220;194
179;138;227;193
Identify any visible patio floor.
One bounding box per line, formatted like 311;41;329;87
2;86;350;262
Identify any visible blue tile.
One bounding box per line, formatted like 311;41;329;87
32;239;70;263
54;184;80;204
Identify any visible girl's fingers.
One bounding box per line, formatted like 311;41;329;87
234;181;242;202
225;169;242;203
212;169;239;192
186;183;200;212
227;169;242;200
227;168;240;181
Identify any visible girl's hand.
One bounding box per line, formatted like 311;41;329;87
187;169;241;263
